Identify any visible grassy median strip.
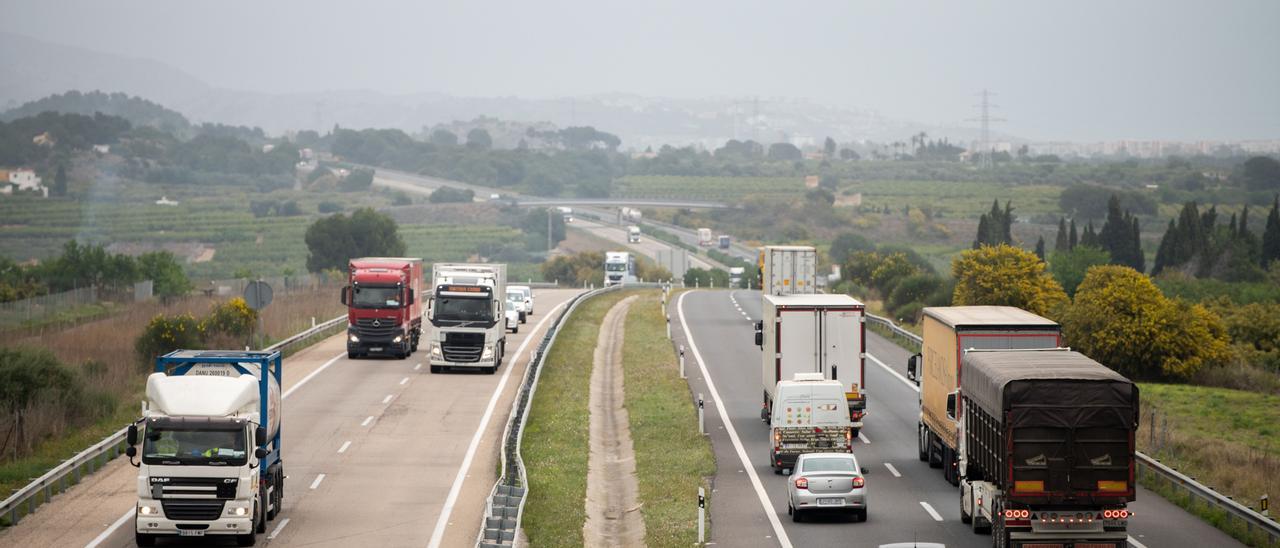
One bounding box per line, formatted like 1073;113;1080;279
522;290;629;548
624;291;716;546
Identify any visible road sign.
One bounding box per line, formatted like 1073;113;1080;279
244;281;274;311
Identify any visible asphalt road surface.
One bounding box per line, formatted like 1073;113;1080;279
0;289;581;548
674;289;1241;548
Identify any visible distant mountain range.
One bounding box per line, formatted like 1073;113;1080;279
0;31;1005;149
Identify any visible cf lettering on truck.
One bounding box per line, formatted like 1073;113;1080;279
954;348;1137;547
125;350;284;547
427;263;507;374
907;306;1061;486
340;258;424;359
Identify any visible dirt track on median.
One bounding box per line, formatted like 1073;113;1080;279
583;295;646;547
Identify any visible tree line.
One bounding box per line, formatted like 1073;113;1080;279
0;241;191;302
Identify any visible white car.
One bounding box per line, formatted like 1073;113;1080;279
506;291;526;323
509;285;533;318
504;307;519;334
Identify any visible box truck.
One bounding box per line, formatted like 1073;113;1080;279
760;245;817;296
718;235;731;249
427;263;507;374
604;251;637;286
627;225;642;243
698;228;713;246
756;294;866;431
768;373;855;473
126;350;284;547
907;306;1061;486
954;348;1136;547
340;258;423;359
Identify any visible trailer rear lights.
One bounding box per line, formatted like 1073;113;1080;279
795;477;808;489
1102;509;1129;519
1002;508;1030;519
1097;480;1127;492
1014;480;1044;492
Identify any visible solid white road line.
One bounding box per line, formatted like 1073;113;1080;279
400;376;410;385
382;394;394;404
309;474;326;490
361;416;374;427
859;432;871;444
884;463;902;478
87;349;349;546
679;291;793;548
337;441;352;454
84;508;133;548
868;352;919;393
426;299;570;548
1129;536;1150;548
282;351;347;399
267;517;290;540
919;501;944;521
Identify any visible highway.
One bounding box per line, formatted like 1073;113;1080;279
674;289;1241;548
569;218;717;271
0;289;582;547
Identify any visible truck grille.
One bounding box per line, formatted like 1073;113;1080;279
443;332;485;363
355;317;398;338
162;499;226;521
152;477;237;499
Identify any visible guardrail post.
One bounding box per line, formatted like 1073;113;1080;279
679;345;686;379
666;316;671;339
698;393;705;434
1263;494;1270;517
698;486;706;544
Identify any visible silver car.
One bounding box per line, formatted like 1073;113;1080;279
786;453;868;522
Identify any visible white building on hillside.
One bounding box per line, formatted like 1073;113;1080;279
1;169;48;197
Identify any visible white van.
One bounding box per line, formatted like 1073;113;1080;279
770;373;855;473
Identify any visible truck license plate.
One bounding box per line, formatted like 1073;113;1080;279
370;347;383;352
177;530;205;537
817;498;843;506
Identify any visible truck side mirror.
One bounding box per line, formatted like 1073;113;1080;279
754;321;763;347
907;354;921;383
407;289;415;305
255;426;267;447
255;447;267;460
127;424;138;445
340;287;348;305
126;446;137;458
945;391;957;422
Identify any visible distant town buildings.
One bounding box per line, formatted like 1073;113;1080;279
0;168;48;197
1022;139;1280;159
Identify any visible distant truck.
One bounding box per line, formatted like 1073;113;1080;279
627;225;642;243
718;234;731;249
768;373;854;473
698;228;713;246
557;206;574;222
127;350;284;547
954;348;1136;546
728;266;745;288
427;263;508;374
756;294;867;431
760;245;817;296
604;251;637;286
341;258;423;359
620;207;643;222
907;306;1061;486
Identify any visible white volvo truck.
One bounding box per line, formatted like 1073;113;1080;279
427;263;508;374
126;350;283;547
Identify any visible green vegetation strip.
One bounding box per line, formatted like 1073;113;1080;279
623;292;716;546
522;290;629;547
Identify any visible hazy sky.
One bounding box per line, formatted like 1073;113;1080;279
4;0;1278;141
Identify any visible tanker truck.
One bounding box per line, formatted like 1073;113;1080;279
125;350;284;547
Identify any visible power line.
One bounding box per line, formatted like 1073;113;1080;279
966;89;1006;169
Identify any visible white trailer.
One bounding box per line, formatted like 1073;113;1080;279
760;245;817;296
756;294;867;432
427;263;508;374
697;228;713;246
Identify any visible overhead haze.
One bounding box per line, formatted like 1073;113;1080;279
2;0;1277;142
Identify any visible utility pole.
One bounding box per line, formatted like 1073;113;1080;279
547;207;553;253
967;89;1005;169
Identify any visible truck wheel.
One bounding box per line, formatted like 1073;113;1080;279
256;491;267;534
917;424;929;462
927;432;942;469
135;532;157;547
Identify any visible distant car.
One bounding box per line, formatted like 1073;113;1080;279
786;453;867;523
506;290;527;323
489;193;501;200
504;307;519;334
510;285;533;317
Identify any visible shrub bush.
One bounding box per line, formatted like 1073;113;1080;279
135;313;203;365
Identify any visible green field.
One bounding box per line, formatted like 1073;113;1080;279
841;180;1064;220
613;175;805;202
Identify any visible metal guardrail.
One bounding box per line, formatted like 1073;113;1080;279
477;283;665;547
865;312;1280;544
0;314;347;527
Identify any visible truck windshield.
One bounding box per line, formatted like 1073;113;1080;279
143;426;248;466
605;262;628;272
352;285;401;308
435;296;493;324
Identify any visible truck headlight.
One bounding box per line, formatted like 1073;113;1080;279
139;504;158;515
393;335;403;343
481;346;494;360
349;333;360;343
233;506;248;516
431;344;442;357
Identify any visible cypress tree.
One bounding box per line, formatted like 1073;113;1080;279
1002;200;1014;244
1263;196;1280;267
1034;236;1046;261
1130;216;1145;272
1054;217;1069;253
1153;219;1177;275
1069;219;1078;250
974;215;989;249
1081;222;1099;248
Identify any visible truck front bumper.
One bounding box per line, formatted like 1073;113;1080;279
136;513;253;537
348;330;409;356
429;357;496;369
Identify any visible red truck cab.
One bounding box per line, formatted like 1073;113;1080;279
340;258;423;359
